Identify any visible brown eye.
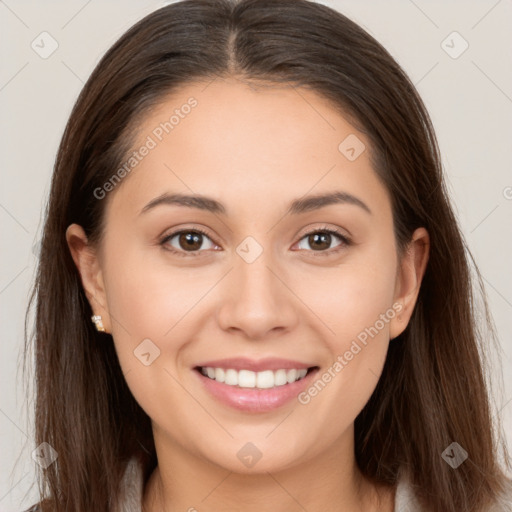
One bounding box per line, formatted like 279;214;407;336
161;229;217;256
306;232;333;251
296;228;350;255
178;232;203;251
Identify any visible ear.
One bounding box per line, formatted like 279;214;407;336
65;223;111;333
389;227;430;340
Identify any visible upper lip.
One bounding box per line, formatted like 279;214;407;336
195;357;316;372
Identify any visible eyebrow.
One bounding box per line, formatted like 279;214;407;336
139;190;372;216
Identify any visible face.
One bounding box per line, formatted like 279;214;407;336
68;77;426;475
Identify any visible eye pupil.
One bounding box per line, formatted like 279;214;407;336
309;233;331;251
166;229;344;256
180;232;202;251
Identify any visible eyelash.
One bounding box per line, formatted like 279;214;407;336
159;225;352;258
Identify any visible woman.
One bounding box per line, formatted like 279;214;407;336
23;0;512;510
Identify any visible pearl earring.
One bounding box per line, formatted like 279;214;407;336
91;315;106;332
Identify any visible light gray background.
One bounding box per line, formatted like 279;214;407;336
1;1;511;510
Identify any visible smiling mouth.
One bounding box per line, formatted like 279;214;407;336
194;366;319;390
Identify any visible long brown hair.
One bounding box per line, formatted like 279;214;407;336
23;0;511;510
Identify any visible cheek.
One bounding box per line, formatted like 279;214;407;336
294;245;397;404
294;264;397;442
337;266;396;345
103;243;210;338
102;242;222;400
293;253;397;350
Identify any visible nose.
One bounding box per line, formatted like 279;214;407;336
216;249;299;340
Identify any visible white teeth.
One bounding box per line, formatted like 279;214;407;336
286;369;298;383
256;370;274;389
225;369;238;386
274;369;288;386
238;370;256;388
200;367;309;388
214;367;225;383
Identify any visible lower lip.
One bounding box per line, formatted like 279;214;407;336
194;368;319;413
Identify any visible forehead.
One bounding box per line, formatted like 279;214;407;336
105;77;390;221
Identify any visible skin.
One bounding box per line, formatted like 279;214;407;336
66;77;429;512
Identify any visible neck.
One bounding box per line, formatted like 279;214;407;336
142;426;395;512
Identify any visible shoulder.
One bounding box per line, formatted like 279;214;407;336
394;474;512;512
394;475;422;512
20;459;144;512
117;457;145;510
